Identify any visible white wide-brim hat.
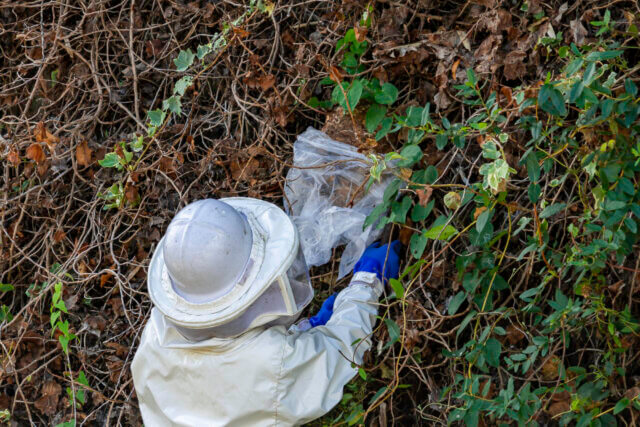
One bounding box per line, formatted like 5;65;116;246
148;197;298;329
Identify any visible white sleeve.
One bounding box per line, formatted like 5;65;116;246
274;272;383;425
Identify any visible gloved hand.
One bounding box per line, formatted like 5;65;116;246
309;293;337;327
353;240;402;283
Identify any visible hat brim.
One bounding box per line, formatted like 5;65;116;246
148;198;298;329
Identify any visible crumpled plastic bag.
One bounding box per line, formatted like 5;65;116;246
284;127;392;279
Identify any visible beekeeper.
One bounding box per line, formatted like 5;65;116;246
131;198;401;426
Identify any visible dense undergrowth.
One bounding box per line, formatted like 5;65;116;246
1;0;640;426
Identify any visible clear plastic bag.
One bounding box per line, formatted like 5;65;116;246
284;127;392;279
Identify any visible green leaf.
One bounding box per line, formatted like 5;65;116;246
358;367;367;380
424;224;458;241
476;208;492;233
147;109;166;127
448;291;466;315
409;233;428;259
411;199;434;222
538;84;566;116
196;43;212;59
346;80;363;110
389;278;404;299
375;117;393;141
365;104;387;133
375;83;398;105
98;152;120;168
565;58;584;77
174;76;193;96
436;134;447;150
625;78;638;97
0;283;14;292
443;192;461;210
368;387;387;405
583;61;597;86
174;49;196;71
390;196;412;223
569;81;585;103
540;203;567;218
397;145;423;167
528;183;541;203
603;200;626;211
363;203;388;229
484;338;501;367
384;318;401;347
585;50;623;62
162;96;182;115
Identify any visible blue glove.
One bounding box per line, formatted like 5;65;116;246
309;293;338;327
353;241;402;283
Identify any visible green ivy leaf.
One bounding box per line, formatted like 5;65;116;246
163;96;182;115
389;278;405;299
383;318;401;348
174;49;196;71
98;152;120;169
540;203;567;218
411;199;434;222
476;208;492;233
0;283;14;292
484;338;502;367
448;291;466;315
409;232;428;259
374;83;398;105
538;84;566;116
147;109;166;127
174;76;193;96
346;79;363;110
365;104;387;133
397;145;423;167
424;224;458;241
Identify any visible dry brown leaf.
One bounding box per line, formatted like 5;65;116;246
34;381;61;415
53;229;66;243
541;356;560;381
416;186;433;207
34;121;59;149
230;157;260;181
354;25;368;43
26;143;46;164
76;140;92;167
570;19;587;46
503;50;527;81
100;272;112;288
329;66;343;83
473;206;487;220
7;149;20;166
124;184;139;204
451;59;460;80
506;324;525;345
547;400;570;418
231;26;250;39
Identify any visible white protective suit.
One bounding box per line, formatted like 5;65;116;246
131;271;382;426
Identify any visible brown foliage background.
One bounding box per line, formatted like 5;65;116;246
1;0;637;425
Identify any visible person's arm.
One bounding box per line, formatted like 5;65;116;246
274;272;382;425
273;241;401;425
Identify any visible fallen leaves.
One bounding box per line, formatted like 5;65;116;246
7;149;20;165
416;187;433;207
34;381;61;415
26;143;46;164
76;140;93;167
244;73;276;91
34;121;59;150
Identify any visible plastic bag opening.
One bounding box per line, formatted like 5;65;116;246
284;127;392;278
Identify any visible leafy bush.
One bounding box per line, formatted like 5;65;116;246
321;10;640;427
